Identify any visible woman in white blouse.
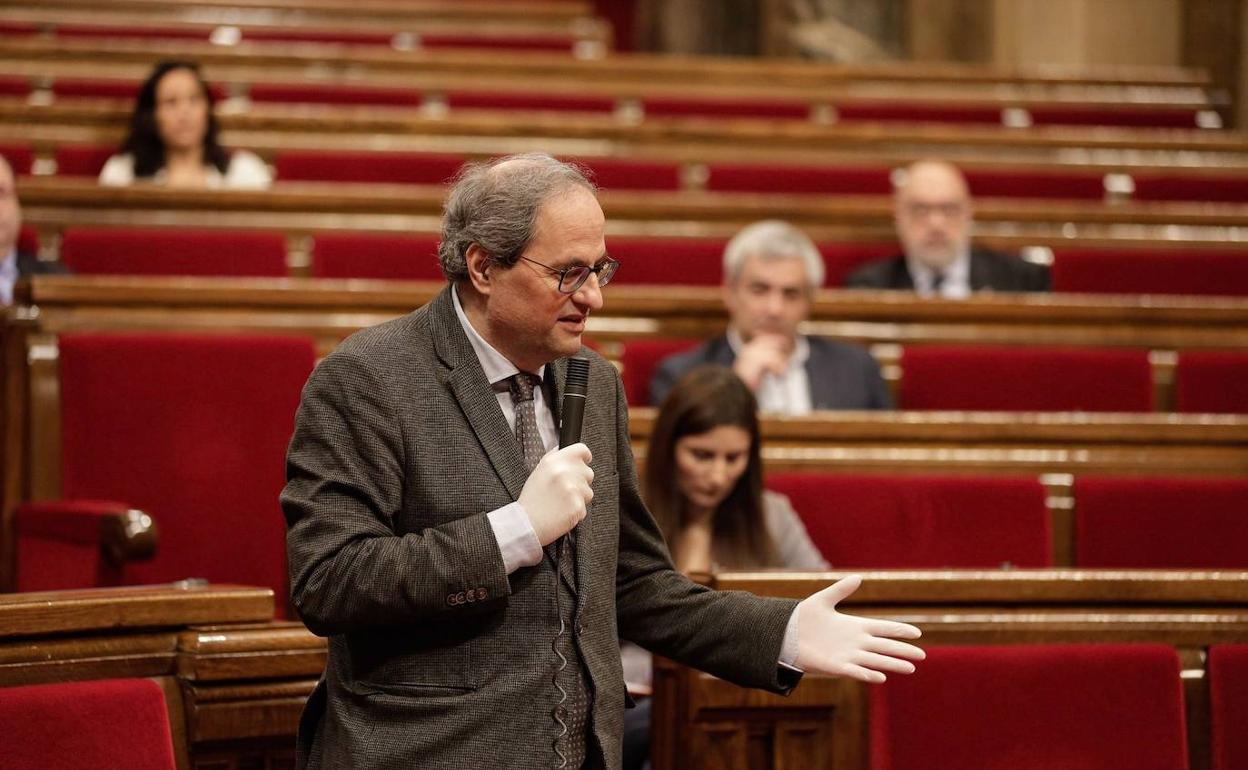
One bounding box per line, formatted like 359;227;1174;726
99;61;271;190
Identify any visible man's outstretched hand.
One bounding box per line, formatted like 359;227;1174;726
795;574;925;683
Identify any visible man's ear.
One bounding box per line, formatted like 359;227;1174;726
466;244;492;295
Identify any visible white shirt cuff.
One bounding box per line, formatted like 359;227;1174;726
488;502;543;574
778;604;803;672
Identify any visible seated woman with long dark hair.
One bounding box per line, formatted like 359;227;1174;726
622;364;827;769
99;61;271;189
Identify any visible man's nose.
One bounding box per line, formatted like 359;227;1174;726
573;273;605;310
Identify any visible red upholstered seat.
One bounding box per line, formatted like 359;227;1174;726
835;101;1003;124
705;163;892;194
249;83;421;107
273;150;465;185
1073;476;1248;568
818;241;901;286
0;76;30;96
869;644;1188;770
0;678;177;770
52;79;227;103
446;90;615;114
962;168;1106;200
1028;105;1200;128
16;333;315;612
604;236;726;286
60;227;289;277
619;338;699;406
1210;645;1248;770
55;23;209;41
0;143;32;175
898;345;1154;412
0;22;37;37
1051;247;1248;297
54;144;116;177
1175;351;1248;413
420;34;576;52
17;225;37;255
311;233;444;280
642;96;810;120
766;474;1051;568
242;28;395;46
576;158;681;191
1132;173;1248;203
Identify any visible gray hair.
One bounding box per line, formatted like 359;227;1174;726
722;220;824;288
438;152;596;282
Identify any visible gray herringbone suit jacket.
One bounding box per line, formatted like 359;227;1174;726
283;286;800;770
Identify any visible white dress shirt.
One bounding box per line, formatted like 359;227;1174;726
907;249;972;299
726;329;813;415
0;248;16;306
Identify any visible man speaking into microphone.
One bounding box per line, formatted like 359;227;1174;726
282;153;924;770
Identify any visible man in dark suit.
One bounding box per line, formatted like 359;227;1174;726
0;155;66;305
650;220;892;412
844;159;1051;296
282;155;923;770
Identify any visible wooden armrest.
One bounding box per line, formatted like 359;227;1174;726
14;500;158;566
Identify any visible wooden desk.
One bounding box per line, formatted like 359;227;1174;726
651;570;1248;770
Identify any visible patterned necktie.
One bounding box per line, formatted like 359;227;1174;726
508;372;545;472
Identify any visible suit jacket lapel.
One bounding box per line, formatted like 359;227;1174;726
430;286;531;501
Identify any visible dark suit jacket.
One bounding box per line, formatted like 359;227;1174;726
843;248;1051;293
649;334;893;410
282;286;799;770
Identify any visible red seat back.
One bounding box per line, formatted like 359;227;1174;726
962;168;1106;200
619;338;699;406
273;150;465;185
54;144;116;177
818;241;900;286
1210;644;1248;770
60;227;289;277
0;678;176;770
1176;351;1248;413
704;163;893;195
835;101;1003;125
249;83;421;107
870;644;1188;770
0;144;33;175
899;345;1154;412
576;158;681;191
1051;248;1248;297
311;233;444;280
56;333;316;610
642;96;809;120
446;90;615;114
767;473;1051;568
605;236;726;286
1131;173;1248;204
1073;476;1248;569
1028;105;1200;128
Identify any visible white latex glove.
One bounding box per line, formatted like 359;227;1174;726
518;443;594;546
732;333;791;390
795;574;925;683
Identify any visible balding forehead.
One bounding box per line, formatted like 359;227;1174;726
898;161;968;199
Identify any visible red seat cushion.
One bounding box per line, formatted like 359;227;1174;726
870;644;1188;770
1132;173;1248;203
311;233;444;280
1029;106;1200;128
0;76;30;96
61;228;289;277
1073;476;1248;569
0;143;32;175
1210;644;1248;770
55;23;209;41
620;338;699;406
835;101;1003;125
605;236;726;286
818;241;900;287
54;144;117;178
899;345;1154;412
57;333;316;611
1052;248;1248;296
1175;351;1248;413
963;168;1106;200
705;163;893;195
274;150;465;185
242;28;395;46
767;474;1051;568
249;83;421;107
0;679;176;770
576;158;681;191
420;33;576;52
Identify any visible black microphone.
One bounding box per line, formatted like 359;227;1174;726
559;357;589;448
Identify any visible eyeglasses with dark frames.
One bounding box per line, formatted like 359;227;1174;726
519;255;620;294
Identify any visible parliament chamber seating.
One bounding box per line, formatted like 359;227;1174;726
274;150;464;185
0;144;32;174
60;227;290;277
309;232;443;280
1050;247;1248;297
248;82;423;108
766;474;1051;568
618;337;699;406
13;333;315;613
0;678;178;770
1175;351;1248;412
1072;476;1248;569
444;89;617;114
868;644;1189;770
53;144;116;178
897;345;1155;412
1210;645;1248;770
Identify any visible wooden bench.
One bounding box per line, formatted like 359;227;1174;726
651;570;1248;770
